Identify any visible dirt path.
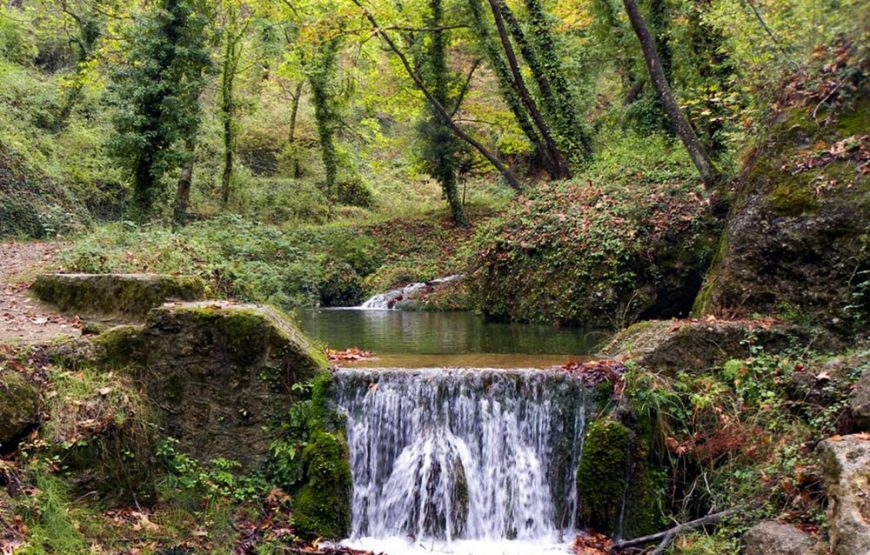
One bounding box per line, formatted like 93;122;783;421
0;241;80;344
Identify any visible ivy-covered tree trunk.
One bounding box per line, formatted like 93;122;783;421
622;0;719;191
423;0;466;225
54;8;102;130
288;81;304;178
220;8;246;207
487;0;570;179
467;0;552;176
308;40;341;201
519;0;592;164
352;0;523;192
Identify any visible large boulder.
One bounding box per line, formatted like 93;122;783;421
818;434;870;555
96;301;329;467
600;319;835;373
741;521;818;555
0;370;40;452
694;53;869;336
32;273;206;319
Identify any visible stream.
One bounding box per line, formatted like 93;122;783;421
297;306;606;555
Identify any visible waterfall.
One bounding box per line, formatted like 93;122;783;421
359;274;463;309
334;368;590;552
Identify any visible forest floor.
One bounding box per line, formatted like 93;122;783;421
0;240;80;344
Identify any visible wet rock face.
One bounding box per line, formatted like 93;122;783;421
741;521;818;555
32;273;206;319
0;371;40;452
696;99;870;336
818;434;870;555
600;319;836;373
97;301;328;468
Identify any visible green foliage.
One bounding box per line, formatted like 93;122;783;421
157;438;269;503
619;347;868;531
468;135;714;326
0;8;37;64
109;0;212;220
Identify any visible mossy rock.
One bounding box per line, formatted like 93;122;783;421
96;301;328;468
601;319;838;374
32;273;206;319
292;431;352;539
576;417;662;538
0;370;40;452
697;89;870;336
576;418;632;535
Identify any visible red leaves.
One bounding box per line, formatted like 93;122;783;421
792;134;869;185
327;347;374;363
572;530;613;554
560;359;627;397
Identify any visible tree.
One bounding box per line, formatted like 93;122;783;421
307;37;342;200
218;0;251;207
351;0;523;192
416;0;466;225
51;0;109;129
110;0;211;220
622;0;719;191
486;0;570;178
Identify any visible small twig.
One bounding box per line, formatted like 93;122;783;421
812;80;844;119
610;508;739;552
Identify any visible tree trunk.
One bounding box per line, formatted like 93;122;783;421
521;0;592;162
220;30;237;207
173;147;195;224
351;0;524;193
622;0;719;191
487;0;571;179
429;0;466;225
467;0;552;176
288;82;303;178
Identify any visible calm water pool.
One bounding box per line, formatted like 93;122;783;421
295;308;606;367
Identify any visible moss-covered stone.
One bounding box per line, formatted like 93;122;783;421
291;431;352;539
601;319;838;374
0;370;40;452
576;418;632;535
576;416;662;538
696;76;870;336
32;273;206;319
97;301;328;468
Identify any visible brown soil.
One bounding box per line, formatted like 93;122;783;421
0;241;80;344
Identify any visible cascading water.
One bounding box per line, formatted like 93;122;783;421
359;274;463;309
334;368;591;555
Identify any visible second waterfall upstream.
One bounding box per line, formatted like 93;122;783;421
333;368;593;554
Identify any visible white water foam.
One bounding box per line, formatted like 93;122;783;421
333;368;590;554
341;535;572;555
359;275;463;309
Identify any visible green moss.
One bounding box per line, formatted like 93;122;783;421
768;180;819;217
576;416;663;537
94;325;145;368
576;418;632;534
291;431;352;539
837;98;870;136
32;274;206;318
0;370;40;448
692;231;729;316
